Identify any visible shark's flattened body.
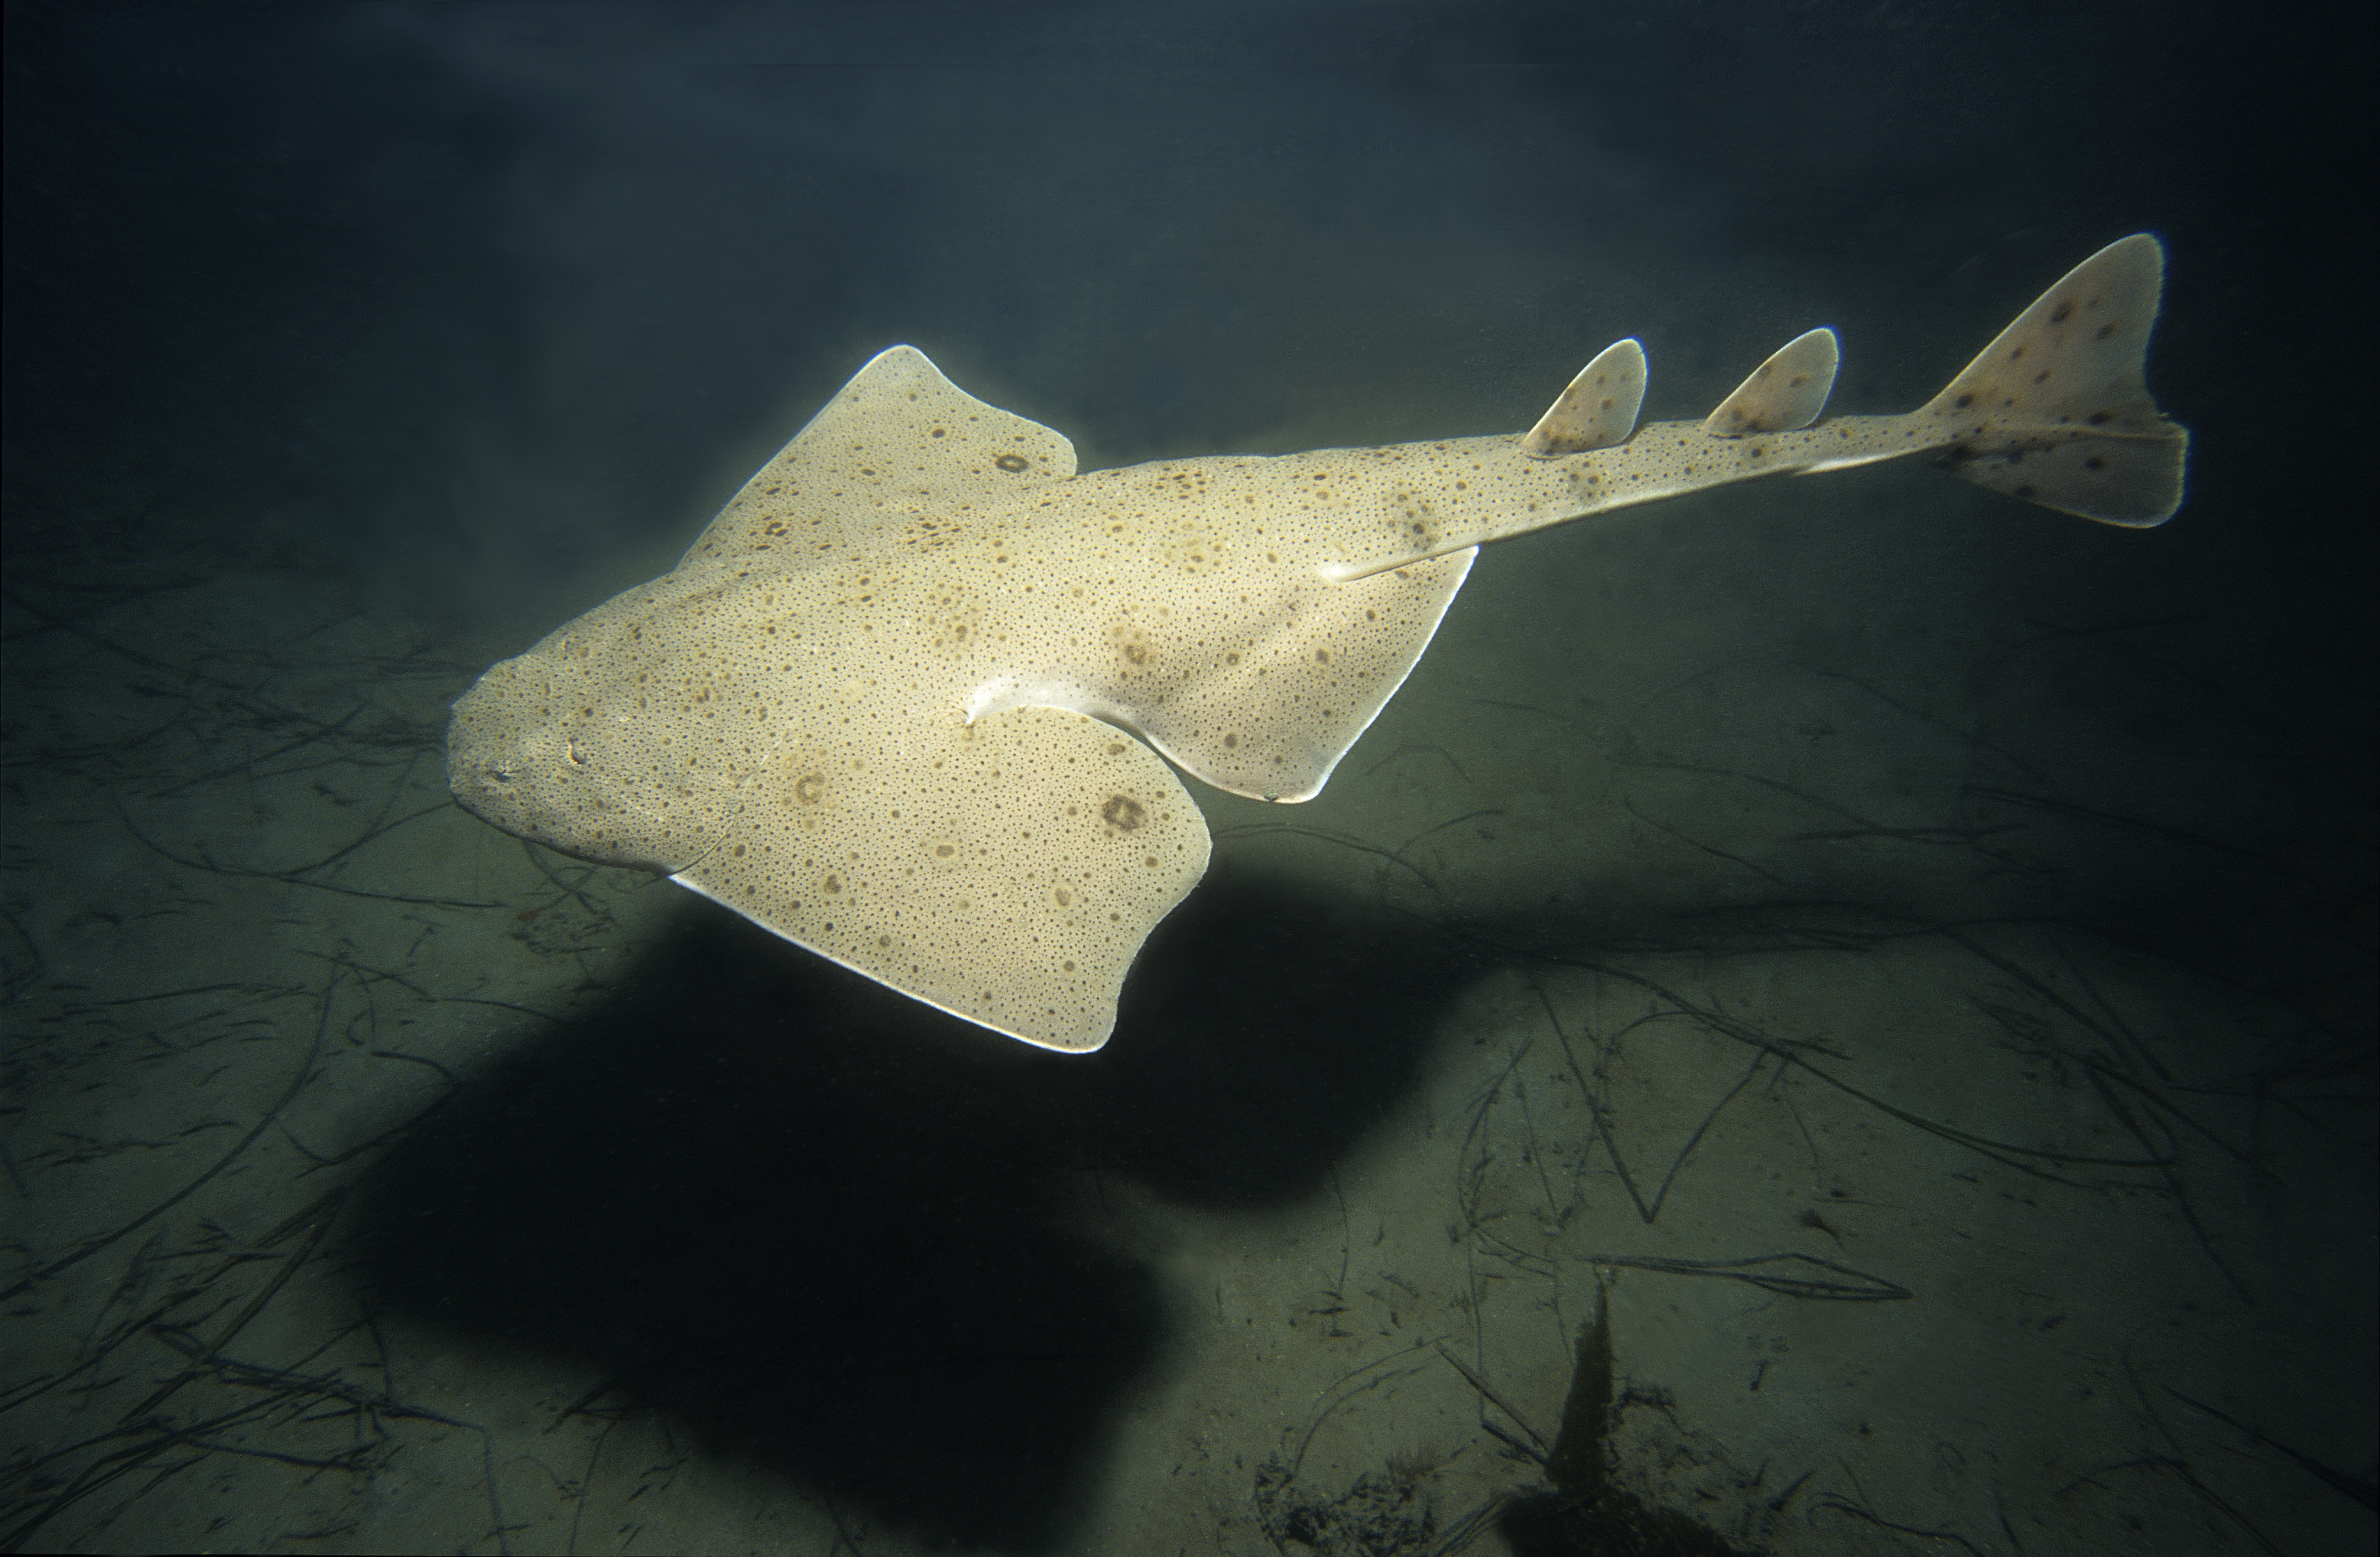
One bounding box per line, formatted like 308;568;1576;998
448;235;2189;1051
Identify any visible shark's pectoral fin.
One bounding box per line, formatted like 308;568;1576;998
680;345;1079;568
671;703;1209;1053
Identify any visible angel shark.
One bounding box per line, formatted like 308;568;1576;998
448;234;2188;1051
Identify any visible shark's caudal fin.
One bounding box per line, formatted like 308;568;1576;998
1920;233;2189;526
1315;235;2194;588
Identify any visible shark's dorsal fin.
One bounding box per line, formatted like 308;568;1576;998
1701;327;1839;436
1522;338;1647;455
450;239;2190;1052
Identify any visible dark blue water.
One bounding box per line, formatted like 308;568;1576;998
5;3;2371;1553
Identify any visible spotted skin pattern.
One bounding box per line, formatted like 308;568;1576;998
448;235;2187;1051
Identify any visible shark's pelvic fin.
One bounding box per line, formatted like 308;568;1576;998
1522;338;1647;455
1702;326;1839;436
1920;233;2188;526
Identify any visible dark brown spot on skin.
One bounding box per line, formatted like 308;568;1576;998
2014;484;2037;501
821;874;843;893
1314;649;1330;664
1955;393;1977;409
1054;888;1073;907
2094;324;2115;340
793;773;826;805
2051;301;2074;324
1122;641;1148;665
2084;456;2106;470
1223;733;1238;749
2087;410;2113;425
1101;795;1147;832
934;843;957;858
994;453;1030;473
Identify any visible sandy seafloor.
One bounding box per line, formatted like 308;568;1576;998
4;4;2374;1554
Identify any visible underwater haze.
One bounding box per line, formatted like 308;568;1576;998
4;2;2373;1554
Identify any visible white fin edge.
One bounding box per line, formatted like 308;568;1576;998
1702;327;1839;436
1522;338;1648;455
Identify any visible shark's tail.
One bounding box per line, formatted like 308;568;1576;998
1920;233;2190;526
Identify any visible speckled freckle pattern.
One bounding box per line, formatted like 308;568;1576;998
447;236;2186;1050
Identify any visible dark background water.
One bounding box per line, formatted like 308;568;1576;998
8;0;2370;623
5;3;2375;1552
